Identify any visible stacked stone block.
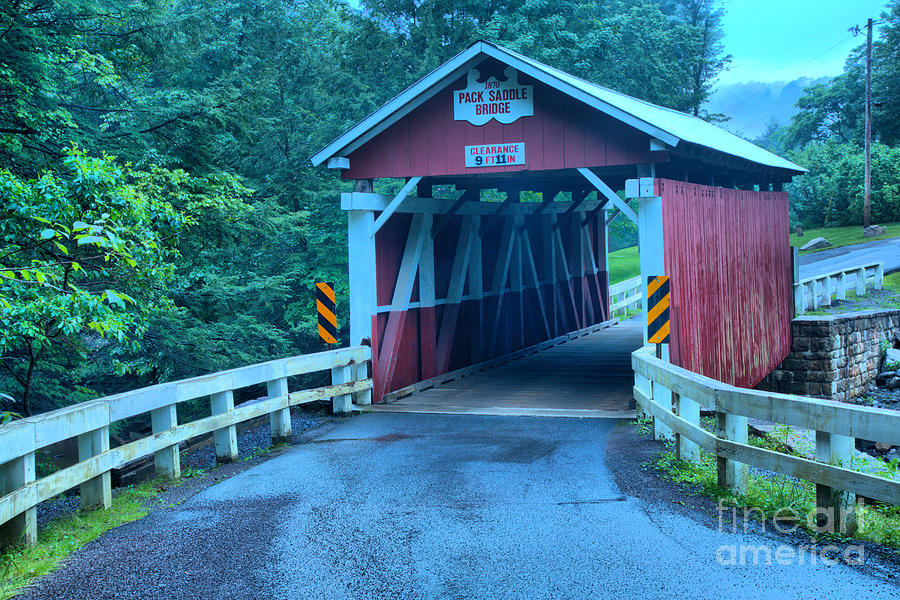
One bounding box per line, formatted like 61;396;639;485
760;310;900;401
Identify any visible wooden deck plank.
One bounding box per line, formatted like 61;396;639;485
378;320;642;418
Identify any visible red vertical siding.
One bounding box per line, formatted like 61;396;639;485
342;71;657;180
659;179;792;388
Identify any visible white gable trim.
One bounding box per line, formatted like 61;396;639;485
310;43;488;166
310;41;803;174
478;45;680;147
309;41;680;167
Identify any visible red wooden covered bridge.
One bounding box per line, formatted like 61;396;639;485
311;40;806;413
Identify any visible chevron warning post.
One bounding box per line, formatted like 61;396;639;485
647;275;670;344
316;282;338;344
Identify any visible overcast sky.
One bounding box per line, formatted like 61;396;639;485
718;0;888;85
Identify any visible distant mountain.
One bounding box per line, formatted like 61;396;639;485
704;77;832;139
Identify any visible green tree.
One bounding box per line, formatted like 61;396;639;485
661;0;731;116
784;1;900;149
785;140;900;228
0;148;188;415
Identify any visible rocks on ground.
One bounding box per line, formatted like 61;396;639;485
799;236;831;251
864;225;887;238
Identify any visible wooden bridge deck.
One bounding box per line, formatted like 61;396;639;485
367;320;643;418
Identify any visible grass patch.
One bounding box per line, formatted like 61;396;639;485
790;221;900;254
0;480;165;599
646;428;900;552
609;245;639;284
884;271;900;293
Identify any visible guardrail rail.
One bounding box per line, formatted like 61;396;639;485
0;346;371;549
794;262;884;315
632;345;899;531
609;275;642;317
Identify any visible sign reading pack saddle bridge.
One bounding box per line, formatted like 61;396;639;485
453;67;533;126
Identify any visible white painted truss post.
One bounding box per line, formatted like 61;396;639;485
542;217;558;337
630;180;673;441
419;213;437;379
348;210;376;405
468;215;484;363
369;176;422;237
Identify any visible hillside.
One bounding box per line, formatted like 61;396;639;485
705;77;832;138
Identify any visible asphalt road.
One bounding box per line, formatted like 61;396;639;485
799;237;900;279
23;413;898;599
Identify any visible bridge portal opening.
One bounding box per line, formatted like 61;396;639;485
311;41;804;413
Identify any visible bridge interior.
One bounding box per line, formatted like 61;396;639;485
370;319;643;417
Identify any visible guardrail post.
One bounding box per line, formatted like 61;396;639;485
352;360;372;405
875;263;884;290
331;363;353;415
809;281;819;310
151;405;180;479
267;378;292;444
793;284;804;316
0;454;37;548
716;412;748;495
77;426;112;510
836;272;847;301
634;372;651;419
856;267;866;295
652;379;674;441
210;390;238;463
814;431;857;535
674;394;701;462
823;276;833;306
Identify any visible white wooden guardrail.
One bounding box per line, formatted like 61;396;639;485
609;276;641;317
632;345;899;531
0;346;371;549
794;262;883;315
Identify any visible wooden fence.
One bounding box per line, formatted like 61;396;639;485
0;346;371;549
632;345;899;531
609;276;642;317
794;262;884;315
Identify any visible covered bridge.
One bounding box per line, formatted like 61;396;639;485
311;40;806;405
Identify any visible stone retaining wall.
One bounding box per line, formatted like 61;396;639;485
759;310;900;402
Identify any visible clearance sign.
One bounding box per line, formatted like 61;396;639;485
465;143;525;167
454;67;533;126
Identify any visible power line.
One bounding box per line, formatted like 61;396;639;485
718;33;854;119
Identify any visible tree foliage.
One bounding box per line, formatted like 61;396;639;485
765;1;900;229
0;0;731;415
0;148;187;414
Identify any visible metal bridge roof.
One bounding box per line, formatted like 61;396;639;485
311;40;806;174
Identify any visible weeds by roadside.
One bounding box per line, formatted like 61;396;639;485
631;418;900;553
0;481;163;600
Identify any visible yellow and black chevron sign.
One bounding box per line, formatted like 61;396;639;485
647;275;670;344
316;282;338;345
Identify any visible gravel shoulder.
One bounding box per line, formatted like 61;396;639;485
32;405;338;546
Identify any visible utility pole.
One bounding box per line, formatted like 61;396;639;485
864;17;873;229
